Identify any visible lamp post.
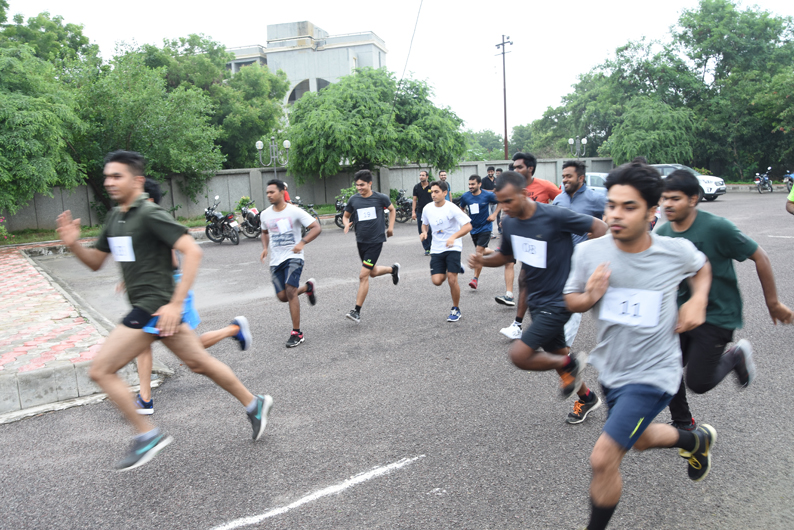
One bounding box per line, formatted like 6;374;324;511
568;136;588;158
255;137;291;182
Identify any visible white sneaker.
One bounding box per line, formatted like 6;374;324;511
500;321;522;340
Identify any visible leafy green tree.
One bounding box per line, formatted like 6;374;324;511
287;68;466;179
0;1;8;24
509;124;532;154
464;129;503;160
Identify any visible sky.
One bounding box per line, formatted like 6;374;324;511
10;0;794;138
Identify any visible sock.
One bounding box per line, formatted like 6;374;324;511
293;328;301;334
138;395;152;405
588;500;618;530
506;291;513;298
135;427;160;443
472;277;478;280
579;388;593;402
674;429;698;452
562;355;573;368
245;396;259;414
515;316;523;325
354;305;362;313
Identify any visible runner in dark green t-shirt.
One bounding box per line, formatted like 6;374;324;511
658;170;793;430
56;150;273;471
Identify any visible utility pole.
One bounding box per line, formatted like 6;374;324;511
496;35;513;160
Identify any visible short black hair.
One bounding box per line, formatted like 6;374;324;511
104;150;146;176
143;178;162;205
419;170;428;177
631;156;649;165
511;152;537;174
354;169;373;183
605;163;663;209
508;163;514;171
495;170;527;193
562;160;586;178
663;169;700;198
487;166;495;172
495;168;503;173
431;180;448;192
266;179;286;191
469;174;482;184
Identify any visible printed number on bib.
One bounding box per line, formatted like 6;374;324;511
510;235;547;269
357;207;377;221
108;236;135;262
599;287;663;328
469;203;480;215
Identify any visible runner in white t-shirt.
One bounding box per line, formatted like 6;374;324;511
259;179;322;347
421;181;472;322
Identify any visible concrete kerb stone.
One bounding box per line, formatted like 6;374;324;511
0;372;21;414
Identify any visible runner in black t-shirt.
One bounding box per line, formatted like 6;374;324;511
413;170;434;255
343;169;400;323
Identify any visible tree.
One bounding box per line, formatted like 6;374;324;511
287;68;466;179
509;124;532;154
0;46;84;214
0;1;8;24
464;129;503;160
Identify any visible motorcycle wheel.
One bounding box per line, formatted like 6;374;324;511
768;184;774;193
227;226;240;245
241;223;259;238
396;209;410;223
788;182;792;192
206;225;224;243
757;183;764;194
334;215;345;229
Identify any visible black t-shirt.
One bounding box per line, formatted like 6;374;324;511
345;192;391;243
413;182;433;214
481;176;496;191
500;202;593;310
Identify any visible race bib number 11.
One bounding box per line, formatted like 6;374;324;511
599;287;663;328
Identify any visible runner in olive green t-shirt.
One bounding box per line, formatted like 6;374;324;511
658;170;793;430
786;186;794;215
56;150;273;471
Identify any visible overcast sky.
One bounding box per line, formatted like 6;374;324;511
10;0;794;137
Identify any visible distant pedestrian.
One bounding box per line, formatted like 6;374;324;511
438;170;451;201
457;175;499;290
412;170;434;255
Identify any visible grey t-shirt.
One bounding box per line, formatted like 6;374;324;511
345;192;391;244
563;233;707;395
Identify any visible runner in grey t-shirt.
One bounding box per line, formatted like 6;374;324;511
563;162;714;530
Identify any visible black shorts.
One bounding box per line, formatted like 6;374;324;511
470;231;491;248
122;307;155;329
357;242;383;270
430;251;463;275
521;306;570;352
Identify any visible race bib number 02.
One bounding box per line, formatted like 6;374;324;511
108;236;135;262
599;287;663;328
510;235;547;269
357;207;377;221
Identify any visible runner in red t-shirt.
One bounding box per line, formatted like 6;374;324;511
526;176;561;204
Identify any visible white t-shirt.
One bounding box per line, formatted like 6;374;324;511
421;201;471;254
260;204;317;266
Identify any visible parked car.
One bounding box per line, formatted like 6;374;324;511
651;164;726;201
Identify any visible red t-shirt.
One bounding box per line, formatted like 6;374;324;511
526;178;560;204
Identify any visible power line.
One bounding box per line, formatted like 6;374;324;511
388;0;424;120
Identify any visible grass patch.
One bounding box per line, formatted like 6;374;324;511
176;215;208;228
1;226;104;246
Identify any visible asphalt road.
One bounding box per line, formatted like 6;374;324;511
2;192;794;530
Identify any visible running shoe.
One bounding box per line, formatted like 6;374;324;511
469;278;478;289
495;295;516;307
565;394;602;425
231;316;252;351
247;394;274;441
670;418;697;431
134;394;153;415
392;263;401;285
559;351;586;399
490;233;498;239
679;424;717;482
424;250;431;256
499;321;522;340
447;307;462;322
115;431;173;471
346;309;361;323
730;339;755;387
286;331;305;348
305;278;317;306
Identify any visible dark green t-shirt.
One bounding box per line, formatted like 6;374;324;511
657;209;758;329
95;193;188;314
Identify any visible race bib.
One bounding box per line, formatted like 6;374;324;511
357;207;377;221
275;218;292;234
599;287;663;328
469;203;480;215
511;235;547;269
108;236;135;262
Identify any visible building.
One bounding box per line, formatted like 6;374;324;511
227;21;387;105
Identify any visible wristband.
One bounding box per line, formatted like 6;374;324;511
300;239;308;244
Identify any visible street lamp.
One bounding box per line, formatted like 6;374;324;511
255;137;291;182
568;136;588;158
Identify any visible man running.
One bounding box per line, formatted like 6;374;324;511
343;169;400;323
412;170;434;255
438;170;451;201
564;162;716;530
56;150;272;470
468;171;607;412
457;175;499;290
421;181;472;321
657;170;793;430
260;179;322;348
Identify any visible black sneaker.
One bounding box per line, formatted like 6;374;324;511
305;278;317;306
670;418;697;431
286;330;305;348
231;316;252;351
565;394;602;424
559;351;586;399
115;431;173;471
679;424;717;482
731;339;755;387
247;394;274;441
391;263;400;285
134;394;154;415
346;309;361;323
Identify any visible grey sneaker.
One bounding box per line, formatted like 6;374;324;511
247;395;274;441
346;309;361;323
115;431;173;471
565;394;602;425
495;295;516;307
731;339;755;387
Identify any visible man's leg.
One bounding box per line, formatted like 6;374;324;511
199;323;240;349
285;284;306;330
504;262;514;295
447;272;460;307
418;219;431;253
684;323;741;394
136;347;153;402
430;273;446;286
588;433;627;530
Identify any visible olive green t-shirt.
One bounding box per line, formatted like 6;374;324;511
95;193;188;314
657;209;758;330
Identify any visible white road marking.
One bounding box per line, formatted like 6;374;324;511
211;455;425;530
768;235;794;239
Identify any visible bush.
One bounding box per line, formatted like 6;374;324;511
0;216;14;242
236;196;253;212
693;167;712;176
337;185;356;201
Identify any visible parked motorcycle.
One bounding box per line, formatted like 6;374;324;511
395;189;412;223
292;196;320;237
754;167;773;194
239;200;261;239
784;170;793;192
204;195;240;245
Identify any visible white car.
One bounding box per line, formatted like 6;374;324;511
651;164;726;201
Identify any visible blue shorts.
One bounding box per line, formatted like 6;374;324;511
601;383;673;450
271;258;304;294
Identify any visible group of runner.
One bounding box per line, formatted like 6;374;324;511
55;150;792;530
